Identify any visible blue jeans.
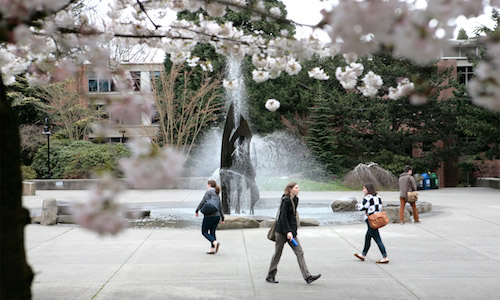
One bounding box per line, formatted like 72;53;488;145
202;215;220;246
362;219;387;258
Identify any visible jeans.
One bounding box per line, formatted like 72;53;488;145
202;215;220;246
362;219;387;258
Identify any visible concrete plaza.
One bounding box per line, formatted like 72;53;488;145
23;187;500;299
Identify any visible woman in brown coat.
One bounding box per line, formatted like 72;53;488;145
398;165;419;224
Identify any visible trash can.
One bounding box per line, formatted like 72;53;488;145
414;173;424;190
421;173;431;190
430;173;439;189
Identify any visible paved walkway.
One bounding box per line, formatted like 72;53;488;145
24;187;500;299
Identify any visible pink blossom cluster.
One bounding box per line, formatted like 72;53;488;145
119;139;186;189
73;174;127;235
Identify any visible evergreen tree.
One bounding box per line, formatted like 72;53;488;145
457;28;468;40
305;83;343;176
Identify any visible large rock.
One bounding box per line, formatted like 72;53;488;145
385;204;410;223
331;196;357;212
57;215;75;224
259;219;276;228
300;218;320;226
218;215;260;230
41;198;58;226
385;201;433;223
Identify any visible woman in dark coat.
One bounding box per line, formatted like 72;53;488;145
266;182;321;284
196;180;224;254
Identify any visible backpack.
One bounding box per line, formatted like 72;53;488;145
200;195;220;215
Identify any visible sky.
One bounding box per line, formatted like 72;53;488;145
90;0;497;62
281;0;497;41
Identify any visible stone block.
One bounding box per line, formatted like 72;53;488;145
57;201;73;215
22;181;36;196
385;205;410;223
41;198;58;226
57;215;75;224
123;210;151;219
300;218;319;226
331;196;357;212
31;216;41;224
218;215;259;230
259;219;275;228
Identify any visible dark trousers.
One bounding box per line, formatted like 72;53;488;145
362;219;387;258
267;232;311;280
201;215;220;246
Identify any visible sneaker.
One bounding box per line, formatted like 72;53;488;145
305;274;321;284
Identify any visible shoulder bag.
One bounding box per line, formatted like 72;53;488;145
367;210;389;229
407;191;418;203
406;176;418;203
267;200;281;241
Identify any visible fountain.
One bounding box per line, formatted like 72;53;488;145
220;57;260;214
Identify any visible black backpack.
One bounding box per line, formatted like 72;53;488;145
201;195;220;215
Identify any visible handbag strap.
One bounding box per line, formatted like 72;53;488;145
290;196;297;214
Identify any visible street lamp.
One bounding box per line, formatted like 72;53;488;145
41;118;51;177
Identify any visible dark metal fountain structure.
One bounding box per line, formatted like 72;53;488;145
220;103;260;214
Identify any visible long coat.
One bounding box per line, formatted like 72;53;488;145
399;172;417;199
275;195;298;237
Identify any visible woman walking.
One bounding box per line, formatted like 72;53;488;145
196;180;224;254
266;182;321;284
354;183;389;263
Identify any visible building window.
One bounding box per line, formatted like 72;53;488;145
457;66;474;85
88;75;116;93
131;71;141;91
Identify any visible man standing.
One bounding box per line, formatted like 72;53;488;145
398;165;419;224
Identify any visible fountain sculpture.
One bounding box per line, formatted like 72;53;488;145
219;58;260;214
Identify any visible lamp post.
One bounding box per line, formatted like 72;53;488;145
42;118;51;177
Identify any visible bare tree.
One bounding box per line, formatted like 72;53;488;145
36;79;99;140
150;64;223;158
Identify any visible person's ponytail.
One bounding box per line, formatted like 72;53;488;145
215;186;220;195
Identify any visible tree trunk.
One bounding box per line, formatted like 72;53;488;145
1;76;33;299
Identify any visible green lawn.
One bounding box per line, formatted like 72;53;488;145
256;177;359;191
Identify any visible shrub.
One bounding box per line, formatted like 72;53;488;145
31;140;130;179
21;165;37;180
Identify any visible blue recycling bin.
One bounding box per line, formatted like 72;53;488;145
421;173;431;190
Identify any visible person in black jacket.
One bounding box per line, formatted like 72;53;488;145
196;180;225;254
266;182;321;284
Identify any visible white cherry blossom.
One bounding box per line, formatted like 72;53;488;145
270;7;282;18
265;99;280;112
252;69;270;83
308;67;330;80
335;66;358;90
206;2;227;18
223;78;240;90
388;78;415;100
285;58;302;76
468;62;500;111
357;71;383;97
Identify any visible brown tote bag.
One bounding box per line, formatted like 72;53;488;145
367;211;389;229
